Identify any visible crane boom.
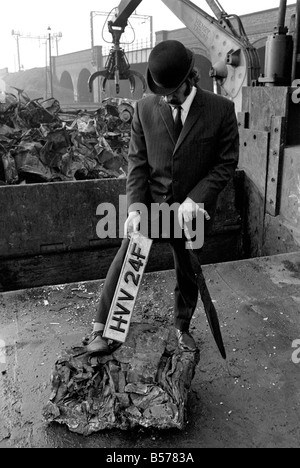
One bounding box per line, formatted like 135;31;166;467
89;0;261;111
114;0;143;28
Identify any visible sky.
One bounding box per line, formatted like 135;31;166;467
0;0;297;72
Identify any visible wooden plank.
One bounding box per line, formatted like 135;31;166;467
103;233;153;343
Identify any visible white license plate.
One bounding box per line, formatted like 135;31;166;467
103;233;153;343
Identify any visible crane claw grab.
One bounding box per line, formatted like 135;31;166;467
88;50;147;97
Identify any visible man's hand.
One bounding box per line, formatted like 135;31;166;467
178;197;210;231
124;211;141;238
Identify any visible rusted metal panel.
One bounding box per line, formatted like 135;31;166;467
0;172;245;292
242;176;266;258
238;129;269;258
265;116;286;216
263;214;300;256
0;178;127;259
104;233;153;343
241;87;289;132
0;230;243;293
240;86;300;258
287;93;300;146
0;174;244;261
280;146;300;228
237;111;250;130
239;128;270;195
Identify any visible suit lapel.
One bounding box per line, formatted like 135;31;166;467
158;88;205;150
174;88;205;152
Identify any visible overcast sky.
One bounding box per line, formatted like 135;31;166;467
0;0;296;72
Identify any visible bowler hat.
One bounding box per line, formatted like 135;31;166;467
147;40;195;95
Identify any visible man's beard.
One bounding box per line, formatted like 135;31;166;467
167;81;192;106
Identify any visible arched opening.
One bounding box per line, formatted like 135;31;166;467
77;69;94;103
59;71;75;103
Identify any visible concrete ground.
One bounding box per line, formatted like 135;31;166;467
0;251;300;448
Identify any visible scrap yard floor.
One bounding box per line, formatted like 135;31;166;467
0;252;300;448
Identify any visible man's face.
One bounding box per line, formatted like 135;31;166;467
165;82;189;106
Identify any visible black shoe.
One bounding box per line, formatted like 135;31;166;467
85;331;110;354
176;329;197;352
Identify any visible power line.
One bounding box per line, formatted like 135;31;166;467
11;29;62;99
11;29;63;71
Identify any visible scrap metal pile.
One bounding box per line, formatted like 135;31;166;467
43;323;200;435
0;90;134;185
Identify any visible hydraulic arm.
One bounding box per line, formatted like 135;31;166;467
88;0;147;96
89;0;261;111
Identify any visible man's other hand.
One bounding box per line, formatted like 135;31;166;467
178;197;210;231
124;211;141;238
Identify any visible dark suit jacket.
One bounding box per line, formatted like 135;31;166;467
126;87;239;217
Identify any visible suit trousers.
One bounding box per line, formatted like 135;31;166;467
94;234;203;332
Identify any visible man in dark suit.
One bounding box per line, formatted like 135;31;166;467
85;40;239;354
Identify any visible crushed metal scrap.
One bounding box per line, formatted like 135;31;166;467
43;323;200;435
0;90;134;185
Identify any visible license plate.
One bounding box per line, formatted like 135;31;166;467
103;233;153;343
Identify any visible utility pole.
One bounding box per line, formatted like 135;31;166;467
54;32;63;56
11;30;22;72
11;30;62;65
11;28;62;97
48;27;54;98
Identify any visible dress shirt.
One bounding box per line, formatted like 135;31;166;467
168;86;197;125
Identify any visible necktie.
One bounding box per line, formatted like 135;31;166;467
174;106;183;140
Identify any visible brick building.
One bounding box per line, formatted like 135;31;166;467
240;3;296;44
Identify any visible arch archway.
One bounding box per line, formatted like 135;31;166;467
77;69;93;103
59;71;74;103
